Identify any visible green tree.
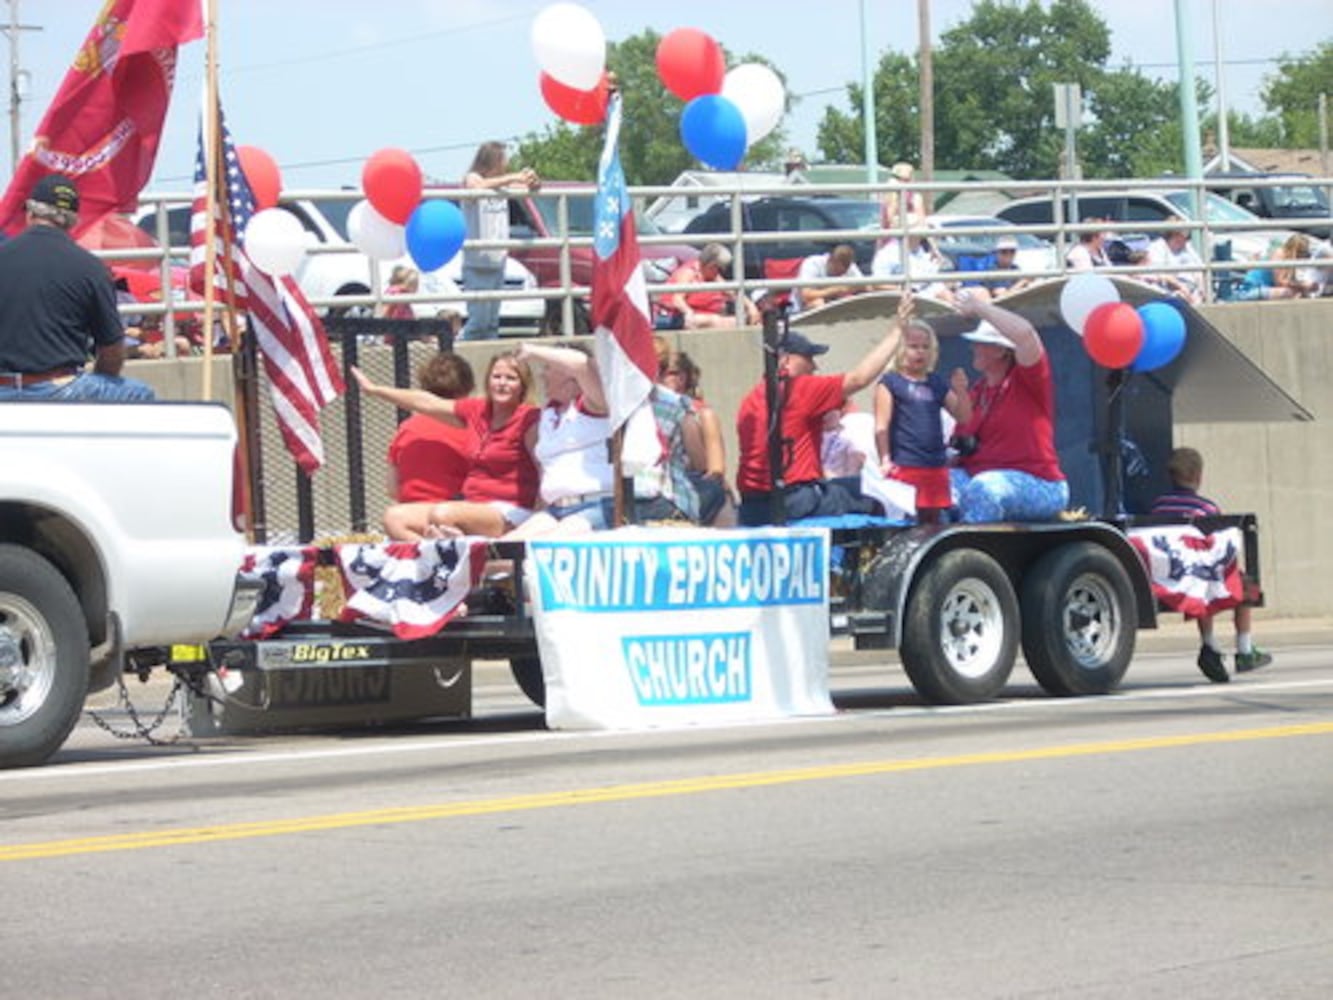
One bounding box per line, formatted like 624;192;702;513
1260;40;1333;146
513;30;789;186
814;0;1192;180
816;52;917;165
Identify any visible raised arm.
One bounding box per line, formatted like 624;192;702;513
956;289;1043;367
350;366;465;426
944;367;973;424
516;342;607;413
842;291;913;396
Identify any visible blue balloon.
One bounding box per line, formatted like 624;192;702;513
680;95;747;170
405;199;466;272
1131;300;1187;372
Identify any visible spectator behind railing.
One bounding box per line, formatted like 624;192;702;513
1065;217;1110;271
1234;234;1324;300
794;244;865;313
1145;220;1204;305
659;242;759;329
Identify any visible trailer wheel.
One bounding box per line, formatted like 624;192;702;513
901;550;1018;704
0;546;90;768
508;656;546;708
1020;542;1136;696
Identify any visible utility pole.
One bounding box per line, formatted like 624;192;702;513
918;0;934;213
1212;0;1230;171
1;0;41;176
859;0;878;185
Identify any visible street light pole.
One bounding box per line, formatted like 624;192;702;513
2;0;41;176
859;0;878;184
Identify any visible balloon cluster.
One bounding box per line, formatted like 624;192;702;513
1058;274;1187;373
661;29;784;171
528;5;786;171
353;148;465;273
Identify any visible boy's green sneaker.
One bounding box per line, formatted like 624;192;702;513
1235;648;1273;673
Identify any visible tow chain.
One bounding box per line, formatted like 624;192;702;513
84;673;194;747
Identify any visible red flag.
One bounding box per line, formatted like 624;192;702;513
0;0;203;237
191;107;344;475
590;93;656;434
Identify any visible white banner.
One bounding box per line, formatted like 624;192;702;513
528;527;835;730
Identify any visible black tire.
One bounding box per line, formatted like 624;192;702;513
900;550;1019;704
0;545;90;768
1020;542;1136;696
508;656;546;708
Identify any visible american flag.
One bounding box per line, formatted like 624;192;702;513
190;107;343;474
590;94;658;470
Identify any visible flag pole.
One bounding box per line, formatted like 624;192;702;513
200;0;220;402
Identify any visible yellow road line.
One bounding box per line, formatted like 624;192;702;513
4;721;1331;863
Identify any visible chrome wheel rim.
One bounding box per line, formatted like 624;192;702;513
0;594;57;726
938;579;1005;679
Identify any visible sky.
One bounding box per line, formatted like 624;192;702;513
7;0;1332;194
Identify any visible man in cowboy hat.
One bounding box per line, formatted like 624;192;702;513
0;173;154;401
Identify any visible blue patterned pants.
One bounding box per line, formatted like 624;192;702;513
950;468;1068;523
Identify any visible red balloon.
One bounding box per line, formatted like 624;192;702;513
1083;302;1145;369
656;28;725;101
361;148;422;225
539;71;610;126
237;146;281;210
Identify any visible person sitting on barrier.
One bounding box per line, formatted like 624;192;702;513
734;297;911;526
948;291;1068;523
1236;234;1322;300
376;265;420;320
1150;446;1272;682
353;351;540;540
659;346;736;526
1145;221;1204;304
873;309;972;525
794;244;865;313
1065;217;1109;271
385;352;476;506
660;243;760;329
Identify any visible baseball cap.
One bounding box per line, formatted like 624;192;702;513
962;321;1012;347
30;173;80;213
995;235;1019;251
779;329;829;358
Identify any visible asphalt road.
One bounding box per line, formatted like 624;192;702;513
2;621;1331;999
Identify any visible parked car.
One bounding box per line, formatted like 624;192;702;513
924;214;1056;275
681;195;880;279
995;188;1298;265
134;198;544;330
1207;172;1332;239
506;182;698;334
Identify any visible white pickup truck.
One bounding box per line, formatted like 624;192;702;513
0;401;259;767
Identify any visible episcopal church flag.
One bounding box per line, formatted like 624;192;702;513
590;95;657;448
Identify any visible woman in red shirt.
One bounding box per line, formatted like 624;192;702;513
353;352;541;539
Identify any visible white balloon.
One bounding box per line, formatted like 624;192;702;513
243;208;305;276
721;63;785;146
348;199;406;262
530;2;605;91
1059;272;1120;335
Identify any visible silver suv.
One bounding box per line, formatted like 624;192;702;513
996;189;1296;264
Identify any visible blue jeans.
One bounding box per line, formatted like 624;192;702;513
458;259;504;341
0;372;156;402
950;468;1068;523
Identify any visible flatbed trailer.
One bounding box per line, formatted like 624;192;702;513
163;512;1260;734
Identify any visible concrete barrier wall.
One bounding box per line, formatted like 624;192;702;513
132;298;1331;617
